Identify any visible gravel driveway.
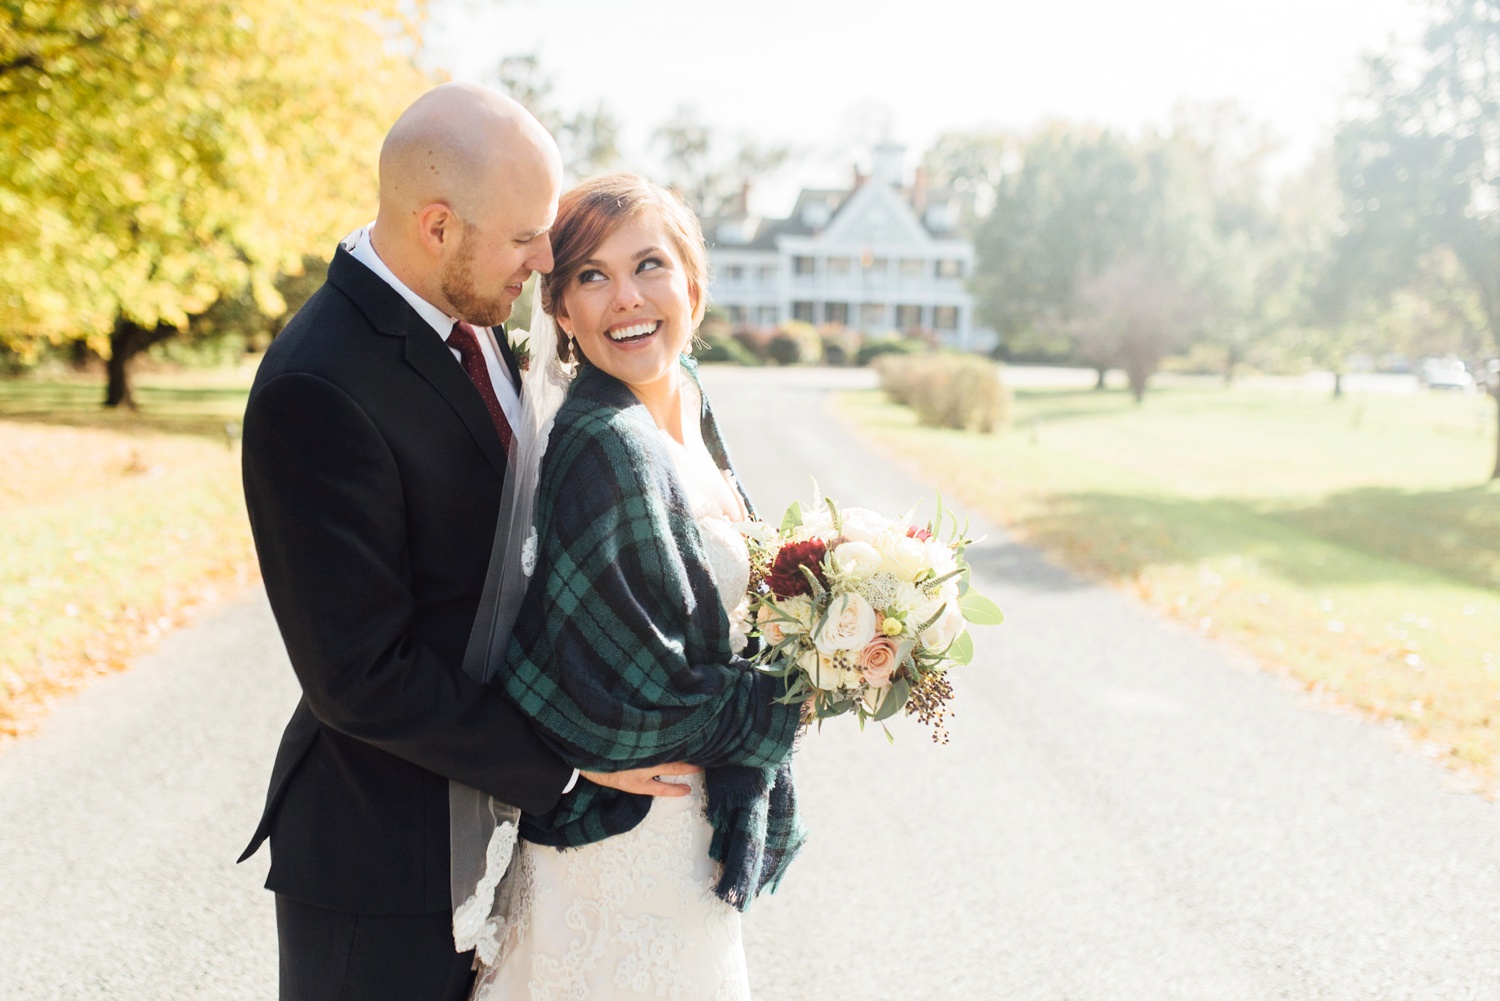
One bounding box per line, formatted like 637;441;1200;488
3;366;1498;1000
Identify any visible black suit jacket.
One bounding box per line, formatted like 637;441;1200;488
238;246;571;915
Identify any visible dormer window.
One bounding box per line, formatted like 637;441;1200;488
800;203;831;229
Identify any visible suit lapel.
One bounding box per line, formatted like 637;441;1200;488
327;248;510;480
489;325;524;394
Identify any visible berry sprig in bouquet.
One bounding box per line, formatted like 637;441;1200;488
746;494;1002;740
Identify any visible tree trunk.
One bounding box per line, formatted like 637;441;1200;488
1093;367;1107;390
1332;370;1344;400
105;318;179;409
1492;388;1500;480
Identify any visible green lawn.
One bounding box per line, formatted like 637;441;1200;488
838;381;1500;788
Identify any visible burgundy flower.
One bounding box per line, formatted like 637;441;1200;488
765;539;828;598
906;525;934;542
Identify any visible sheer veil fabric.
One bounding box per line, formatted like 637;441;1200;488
449;297;575;964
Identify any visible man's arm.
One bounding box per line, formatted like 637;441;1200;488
243;371;572;815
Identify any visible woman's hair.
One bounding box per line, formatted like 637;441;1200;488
540;173;710;363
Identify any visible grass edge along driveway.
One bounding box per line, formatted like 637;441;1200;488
834;383;1500;795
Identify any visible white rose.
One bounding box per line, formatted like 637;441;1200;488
812;593;878;654
838;507;888;544
831;541;882;579
839;668;863;689
920;601;966;652
876;530;930;581
799;648;842;690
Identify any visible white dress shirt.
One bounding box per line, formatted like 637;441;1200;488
341;224;578;797
342;224;522;428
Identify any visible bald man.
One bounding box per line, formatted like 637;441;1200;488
239;84;688;1001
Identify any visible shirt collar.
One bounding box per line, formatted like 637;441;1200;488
341;223;461;342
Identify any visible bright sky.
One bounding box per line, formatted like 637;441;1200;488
425;0;1428;214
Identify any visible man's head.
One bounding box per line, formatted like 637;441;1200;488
373;82;562;327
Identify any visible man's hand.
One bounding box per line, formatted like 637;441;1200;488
580;762;701;797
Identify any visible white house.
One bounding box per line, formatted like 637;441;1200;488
704;144;988;350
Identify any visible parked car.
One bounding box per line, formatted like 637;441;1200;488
1417;356;1476;392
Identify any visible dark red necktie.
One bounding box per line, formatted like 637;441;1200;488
448;321;514;454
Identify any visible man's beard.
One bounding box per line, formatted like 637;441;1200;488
439;231;513;327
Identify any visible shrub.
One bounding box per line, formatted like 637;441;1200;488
819;324;862;366
766;320;822;366
876;353;1010;433
856;336;928;366
731;327;773;363
696;332;760;365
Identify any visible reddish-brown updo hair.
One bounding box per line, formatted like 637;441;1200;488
541;173;710;363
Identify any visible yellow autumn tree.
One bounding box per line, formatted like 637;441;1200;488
0;0;432;405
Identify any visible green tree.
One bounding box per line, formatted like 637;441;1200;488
1335;0;1500;477
970;124;1151;377
918;130;1015;234
1164;101;1293;384
0;0;429;406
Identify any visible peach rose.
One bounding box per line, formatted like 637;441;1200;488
858;636;899;688
757;604;786;646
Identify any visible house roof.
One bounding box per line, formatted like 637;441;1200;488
705;179;960;253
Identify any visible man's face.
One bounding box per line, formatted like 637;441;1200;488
439;158;559;327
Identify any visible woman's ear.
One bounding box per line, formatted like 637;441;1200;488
688;281;706;328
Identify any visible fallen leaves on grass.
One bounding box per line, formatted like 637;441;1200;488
0;421;259;743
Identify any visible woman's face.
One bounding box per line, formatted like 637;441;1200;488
556;214;701;398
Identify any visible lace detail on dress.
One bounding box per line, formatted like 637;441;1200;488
694;511;753;654
471;776;750;1000
452;819;519;966
521;527;539;578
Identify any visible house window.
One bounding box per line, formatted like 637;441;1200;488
723;264;745;282
824;302;849;325
792;256;816;276
792;301;816;323
899;258;925;279
936;259;964;278
724;304;746;324
896;304;923;330
863;256;888;275
759;265;778;286
858;303;887;329
757;306;778;326
934;306;959;330
827;256;852;275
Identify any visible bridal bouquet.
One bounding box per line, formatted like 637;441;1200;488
745;494;1002;740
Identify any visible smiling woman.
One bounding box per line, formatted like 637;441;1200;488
458;174;808;998
542;174;709;432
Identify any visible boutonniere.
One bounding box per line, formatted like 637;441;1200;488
508;329;531;372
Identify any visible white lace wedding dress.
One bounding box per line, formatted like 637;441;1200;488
471;435;756;1001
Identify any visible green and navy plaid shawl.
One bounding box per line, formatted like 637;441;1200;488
500;357;806;910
